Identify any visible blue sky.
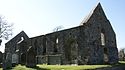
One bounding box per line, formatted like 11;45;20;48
0;0;124;52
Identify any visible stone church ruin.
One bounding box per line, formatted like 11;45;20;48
3;3;118;68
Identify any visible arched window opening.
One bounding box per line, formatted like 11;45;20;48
101;32;105;46
54;38;58;53
56;38;58;44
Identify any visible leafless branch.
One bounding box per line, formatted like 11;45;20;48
0;15;13;40
53;26;63;32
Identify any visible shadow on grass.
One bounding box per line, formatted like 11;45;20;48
96;62;125;70
3;67;12;70
4;65;50;70
27;66;50;70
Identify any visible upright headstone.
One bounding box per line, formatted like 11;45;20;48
0;51;3;66
20;53;26;65
26;46;36;67
12;53;18;66
3;53;12;70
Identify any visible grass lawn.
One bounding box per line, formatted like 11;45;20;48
0;65;111;70
0;61;125;70
0;65;112;70
37;65;111;70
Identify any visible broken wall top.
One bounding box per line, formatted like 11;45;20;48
5;31;29;46
80;3;107;25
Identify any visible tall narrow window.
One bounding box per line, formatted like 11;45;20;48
54;38;58;53
56;38;58;44
101;33;105;46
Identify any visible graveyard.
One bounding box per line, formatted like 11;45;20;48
1;2;125;70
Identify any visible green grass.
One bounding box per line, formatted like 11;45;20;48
0;61;125;70
4;65;111;70
37;65;111;70
119;61;125;64
0;65;112;70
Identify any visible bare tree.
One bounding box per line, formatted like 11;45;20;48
53;26;63;32
119;48;125;61
0;16;13;45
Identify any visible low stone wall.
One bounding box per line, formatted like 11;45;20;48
37;56;46;64
37;54;62;65
47;54;61;65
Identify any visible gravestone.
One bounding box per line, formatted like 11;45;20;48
3;53;12;70
12;53;18;66
20;53;26;65
0;51;3;65
26;46;36;67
